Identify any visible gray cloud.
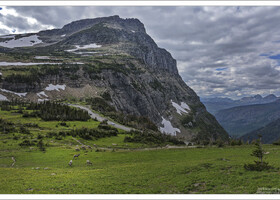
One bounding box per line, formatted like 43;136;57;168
1;6;280;99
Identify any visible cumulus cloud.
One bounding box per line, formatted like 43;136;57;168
1;6;280;99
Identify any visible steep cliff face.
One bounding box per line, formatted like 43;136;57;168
0;16;228;143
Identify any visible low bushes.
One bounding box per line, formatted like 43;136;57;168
124;130;185;146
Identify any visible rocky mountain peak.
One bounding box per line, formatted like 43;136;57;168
58;16;178;75
264;94;277;100
60;15;146;35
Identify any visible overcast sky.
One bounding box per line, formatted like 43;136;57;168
1;6;280;99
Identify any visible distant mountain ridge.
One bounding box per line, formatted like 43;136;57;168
215;100;280;137
201;94;279;115
240;118;280;144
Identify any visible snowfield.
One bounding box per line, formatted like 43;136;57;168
159;117;181;136
66;43;102;53
0;35;15;39
70;62;84;65
45;84;66;91
0;35;43;48
38;98;49;102
34;56;50;60
73;51;99;55
37;91;48;98
0;94;8;101
171;100;190;115
0;62;61;66
0;89;27;97
180;102;190;110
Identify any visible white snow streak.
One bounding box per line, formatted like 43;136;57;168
0;62;61;66
45;84;66;91
38;98;49;102
0;94;8;101
34;56;50;60
37;91;48;98
0;35;42;48
159;117;180;136
0;35;15;39
180;102;190;111
0;89;27;97
171;100;190;115
66;43;102;53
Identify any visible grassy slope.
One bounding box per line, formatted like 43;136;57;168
0;107;280;194
0;145;280;194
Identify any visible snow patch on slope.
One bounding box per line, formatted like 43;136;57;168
37;91;48;98
171;100;190;115
180;102;190;111
0;35;43;48
45;84;66;91
0;35;15;39
66;43;102;53
34;56;50;60
159;117;180;136
0;89;27;97
0;62;61;66
0;94;8;101
38;98;49;102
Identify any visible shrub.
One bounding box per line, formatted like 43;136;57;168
19;139;34;147
244;135;273;171
59;122;68;127
273;140;280;145
217;140;225;148
37;139;46;151
0;118;16;133
13;135;19;140
37;134;43;140
19;126;31;134
244;161;272;171
124;130;185;146
101;91;112;101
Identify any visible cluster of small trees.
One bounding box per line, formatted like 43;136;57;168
24;101;91;121
0;118;16;134
69;126;118;140
4;73;39;84
0;99;28;111
19;138;46;151
46;122;119;141
124;130;185;146
3;64;80;86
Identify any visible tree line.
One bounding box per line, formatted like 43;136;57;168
24;101;91;121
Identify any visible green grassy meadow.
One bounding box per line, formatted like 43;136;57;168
0;105;280;194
